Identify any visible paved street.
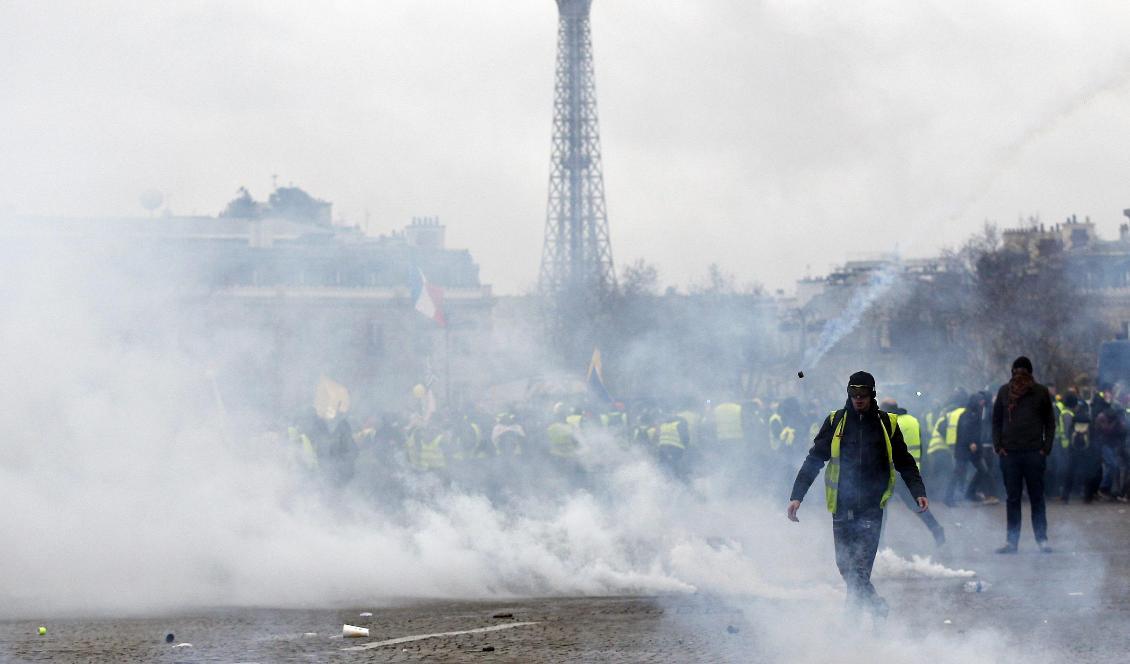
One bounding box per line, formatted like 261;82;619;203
1;501;1127;663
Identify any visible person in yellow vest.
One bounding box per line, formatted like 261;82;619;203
925;393;966;492
767;407;793;459
655;411;690;477
880;398;946;546
285;425;319;472
711;398;756;479
787;371;929;618
1046;394;1071;497
632;409;658;448
547;403;580;460
491;409;526;458
713;401;745;446
676;408;699;442
601;402;630;444
777;397;806;459
407;423;446;473
303;407;356;486
946;391;997;506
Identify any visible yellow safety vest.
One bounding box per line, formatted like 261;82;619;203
945;408;965;448
714;403;744;442
657;420;686;450
768;413;784;450
286;426;318;469
899;413;922;462
1056;404;1073;449
418;433;446;470
471;422;498;458
926;414;947;456
547;421;579;458
824;410;898;514
781;425;797;448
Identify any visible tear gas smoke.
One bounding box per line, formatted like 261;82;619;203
0;215;1112;663
804;264;897;368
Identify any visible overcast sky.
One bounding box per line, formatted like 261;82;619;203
3;1;1130;295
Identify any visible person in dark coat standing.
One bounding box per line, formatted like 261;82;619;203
787;371;928;618
992;356;1056;553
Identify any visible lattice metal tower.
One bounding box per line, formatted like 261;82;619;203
538;0;616;303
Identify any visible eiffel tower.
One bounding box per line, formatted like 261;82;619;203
538;0;616;325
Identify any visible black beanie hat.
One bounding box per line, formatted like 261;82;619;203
848;371;876;389
1012;356;1033;373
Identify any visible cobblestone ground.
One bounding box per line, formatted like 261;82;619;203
1;501;1128;662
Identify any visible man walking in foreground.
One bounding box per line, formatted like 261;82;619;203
787;371;929;618
992;356;1056;553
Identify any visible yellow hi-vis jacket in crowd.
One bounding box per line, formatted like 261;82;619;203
676;410;700;446
768;412;783;450
547;421;579;458
769;413;796;450
657;418;688;450
945;407;965;449
1056;403;1073;449
418;433;446;470
286;426;318;469
824;409;898;513
899;413;923;462
926;412;948;456
714;402;743;443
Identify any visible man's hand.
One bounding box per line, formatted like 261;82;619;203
787;500;801;522
969;443;978;453
916;497;929;512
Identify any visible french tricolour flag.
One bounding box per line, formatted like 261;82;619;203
410;267;446;326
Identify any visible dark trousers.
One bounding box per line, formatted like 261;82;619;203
999;450;1048;545
657;445;687;480
1099;445;1124;496
947;452;993;503
832;508;884;611
925;451;953;497
1045;445;1064;497
1061;446;1100;501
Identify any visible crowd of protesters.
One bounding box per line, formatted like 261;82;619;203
272;367;1130;516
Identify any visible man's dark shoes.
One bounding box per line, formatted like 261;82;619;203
995;544;1018;554
1037;541;1053;553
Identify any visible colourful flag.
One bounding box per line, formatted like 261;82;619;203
586;347;613;402
409;267;445;326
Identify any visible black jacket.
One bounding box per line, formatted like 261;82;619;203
790;399;926;511
955;397;985;459
991;382;1056;454
1091;406;1126;450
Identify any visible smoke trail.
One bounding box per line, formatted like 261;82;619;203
802;263;897;368
798;57;1130;373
